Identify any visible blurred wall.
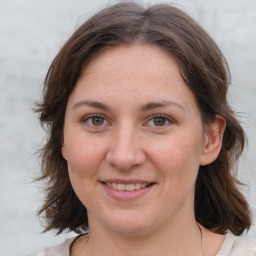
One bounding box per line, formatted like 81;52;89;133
0;0;255;255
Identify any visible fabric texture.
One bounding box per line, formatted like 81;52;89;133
216;233;256;255
29;233;256;256
28;237;73;256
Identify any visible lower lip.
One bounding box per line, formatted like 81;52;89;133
101;183;155;201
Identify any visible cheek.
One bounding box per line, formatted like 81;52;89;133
66;138;105;206
66;136;105;178
150;133;203;177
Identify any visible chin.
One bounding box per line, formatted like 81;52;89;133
111;223;153;237
102;212;156;236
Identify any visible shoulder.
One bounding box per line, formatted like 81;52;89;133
217;233;256;256
28;237;76;256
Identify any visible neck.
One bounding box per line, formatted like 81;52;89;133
83;216;202;256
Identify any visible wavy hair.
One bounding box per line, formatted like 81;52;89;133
35;2;251;235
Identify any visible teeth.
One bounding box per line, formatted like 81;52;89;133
126;184;135;191
117;184;126;190
135;183;141;190
105;182;149;191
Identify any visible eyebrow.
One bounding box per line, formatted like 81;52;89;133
140;101;185;111
72;99;184;111
72;100;109;110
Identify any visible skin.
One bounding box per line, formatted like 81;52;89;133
62;44;226;256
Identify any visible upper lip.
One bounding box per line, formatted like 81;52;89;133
100;179;155;185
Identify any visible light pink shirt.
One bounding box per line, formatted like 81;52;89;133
29;233;256;256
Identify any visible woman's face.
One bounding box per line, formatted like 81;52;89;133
62;45;218;235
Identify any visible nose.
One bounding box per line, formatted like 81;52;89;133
106;125;146;171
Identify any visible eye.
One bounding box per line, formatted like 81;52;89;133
151;116;167;126
145;114;174;127
82;114;110;127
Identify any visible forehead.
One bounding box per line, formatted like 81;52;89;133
76;44;183;93
69;44;199;114
82;44;179;76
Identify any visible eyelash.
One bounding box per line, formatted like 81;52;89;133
81;114;175;128
82;114;110;127
144;114;175;127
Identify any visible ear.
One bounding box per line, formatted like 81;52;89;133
200;115;226;166
62;144;67;160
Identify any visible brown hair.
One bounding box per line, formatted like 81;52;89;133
35;2;251;235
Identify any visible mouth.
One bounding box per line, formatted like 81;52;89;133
103;182;153;191
100;180;156;200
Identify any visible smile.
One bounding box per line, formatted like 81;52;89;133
105;182;148;191
101;181;155;200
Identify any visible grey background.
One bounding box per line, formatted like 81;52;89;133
0;0;255;255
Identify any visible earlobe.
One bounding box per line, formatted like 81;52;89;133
200;115;226;166
62;145;67;160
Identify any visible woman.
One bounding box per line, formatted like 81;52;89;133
30;2;256;256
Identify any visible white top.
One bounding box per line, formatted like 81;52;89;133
29;233;256;256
